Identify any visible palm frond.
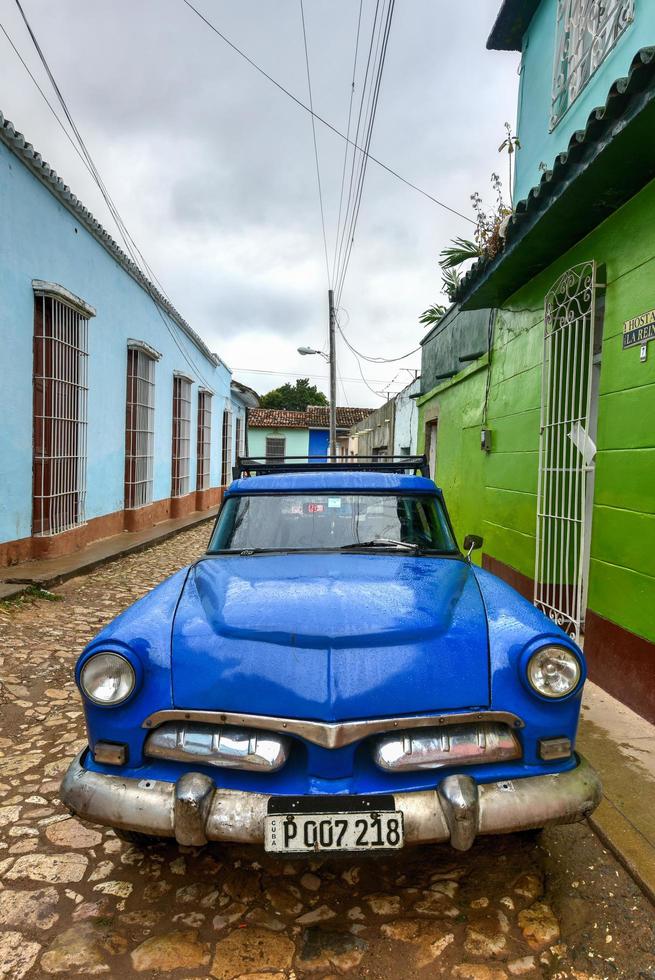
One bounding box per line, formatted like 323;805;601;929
439;237;481;270
419;303;448;327
441;266;462;301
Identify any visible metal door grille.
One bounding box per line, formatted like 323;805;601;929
221;407;233;486
33;295;89;536
172;377;192;497
125;348;155;509
196;390;212;491
534;261;598;639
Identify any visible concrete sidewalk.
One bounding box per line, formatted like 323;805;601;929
578;681;655;904
0;505;218;600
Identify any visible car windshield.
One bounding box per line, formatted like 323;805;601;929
208;493;459;554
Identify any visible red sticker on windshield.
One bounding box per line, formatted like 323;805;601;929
307;503;324;513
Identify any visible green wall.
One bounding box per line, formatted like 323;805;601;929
419;176;655;644
247;427;309;459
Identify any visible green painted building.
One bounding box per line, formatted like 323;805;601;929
418;2;655;721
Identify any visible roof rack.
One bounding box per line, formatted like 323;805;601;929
234;455;430;479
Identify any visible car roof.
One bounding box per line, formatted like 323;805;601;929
226;471;441;495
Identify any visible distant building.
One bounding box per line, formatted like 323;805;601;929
0;109;246;567
248;407;370;460
230;380;260;465
392;378;421;457
348;403;395;458
348;378;420;458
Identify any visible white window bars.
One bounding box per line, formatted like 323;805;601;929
125;348;156;509
534;261;599;640
172;376;192;498
221;407;233;487
32;293;90;537
235;416;243;459
196;390;212;491
551;0;634;129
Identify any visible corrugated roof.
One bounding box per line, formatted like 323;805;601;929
487;0;540;51
455;47;655;310
0;110;219;367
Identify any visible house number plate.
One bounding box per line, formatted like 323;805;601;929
264;810;404;853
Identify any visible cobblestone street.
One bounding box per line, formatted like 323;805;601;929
0;523;654;980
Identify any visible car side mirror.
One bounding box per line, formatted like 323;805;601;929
463;534;483;561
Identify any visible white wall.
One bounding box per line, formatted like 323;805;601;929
393;378;421;456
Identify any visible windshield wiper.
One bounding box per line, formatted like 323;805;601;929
339;538;419;552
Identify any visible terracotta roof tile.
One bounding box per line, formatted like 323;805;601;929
248;409;308;428
248;406;371;429
306;405;371;428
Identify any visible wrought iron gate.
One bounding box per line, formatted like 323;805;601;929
534;261;599;640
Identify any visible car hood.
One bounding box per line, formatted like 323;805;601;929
171;553;490;720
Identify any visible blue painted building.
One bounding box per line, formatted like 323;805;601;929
489;0;654;202
0;110;253;566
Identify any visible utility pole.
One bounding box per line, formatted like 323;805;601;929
328;288;337;458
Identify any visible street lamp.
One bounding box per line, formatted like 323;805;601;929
298;289;337;457
297;347;327;360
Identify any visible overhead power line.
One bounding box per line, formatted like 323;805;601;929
181;0;473;225
334;0;395;306
331;0;364;287
335;311;421;363
13;0;214;390
332;0;382;298
0;21;96;181
299;0;330;287
233;366;406;387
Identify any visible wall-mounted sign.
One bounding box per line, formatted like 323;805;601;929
623;309;655;349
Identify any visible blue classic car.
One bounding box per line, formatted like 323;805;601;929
61;456;601;854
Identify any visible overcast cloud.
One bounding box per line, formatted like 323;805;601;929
0;0;519;406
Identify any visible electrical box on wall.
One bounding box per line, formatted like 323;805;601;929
481;428;492;453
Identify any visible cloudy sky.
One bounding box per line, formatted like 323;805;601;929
0;0;519;406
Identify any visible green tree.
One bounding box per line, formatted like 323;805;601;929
259;378;328;411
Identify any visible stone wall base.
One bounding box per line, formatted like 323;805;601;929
0;488;224;568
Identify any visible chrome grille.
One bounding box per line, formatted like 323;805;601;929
372;723;521;772
144;722;291;772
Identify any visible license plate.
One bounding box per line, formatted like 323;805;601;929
264;810;404;853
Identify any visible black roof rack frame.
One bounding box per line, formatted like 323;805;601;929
234;455;430;480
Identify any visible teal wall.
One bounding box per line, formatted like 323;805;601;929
514;0;655;202
247;427;309;458
419;175;655;647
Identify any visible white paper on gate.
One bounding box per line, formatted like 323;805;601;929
568;422;597;466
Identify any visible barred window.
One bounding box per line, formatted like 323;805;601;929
32;291;90;536
221;407;233;487
551;0;634;129
235;417;243;460
196;390;212;491
172;376;192;497
265;436;286;461
125;347;156;509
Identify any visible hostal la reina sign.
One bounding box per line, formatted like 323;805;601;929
623;309;655;349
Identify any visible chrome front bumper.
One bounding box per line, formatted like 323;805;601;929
60;750;601;852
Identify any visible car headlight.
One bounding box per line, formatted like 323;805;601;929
80;652;135;705
527;646;581;699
